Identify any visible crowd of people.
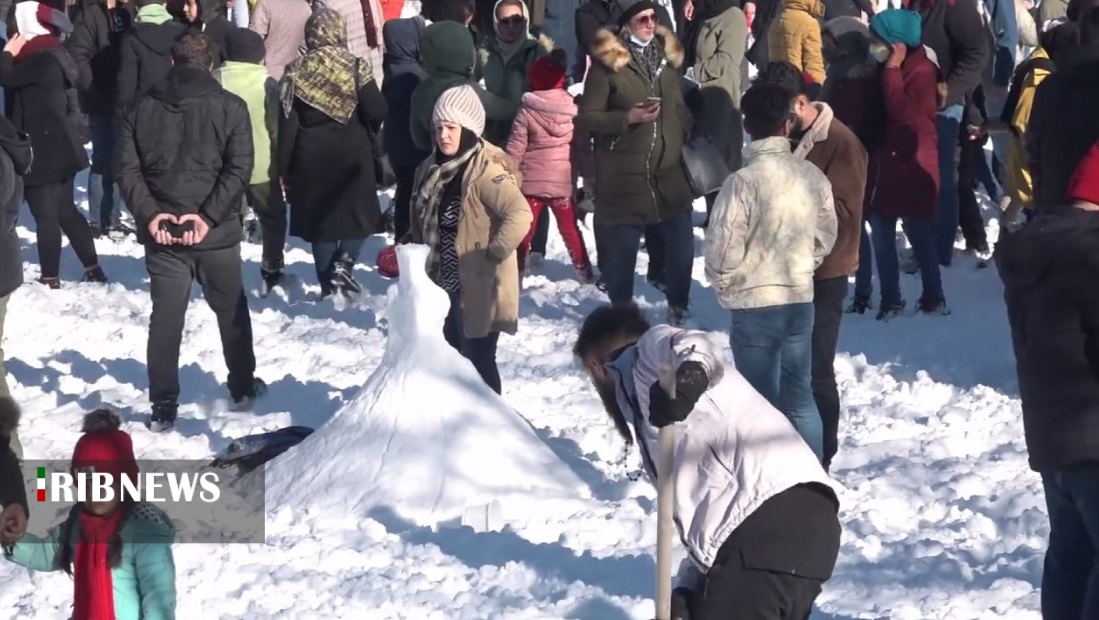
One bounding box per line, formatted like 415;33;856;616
0;0;1095;615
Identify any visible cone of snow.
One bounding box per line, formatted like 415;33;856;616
266;244;588;529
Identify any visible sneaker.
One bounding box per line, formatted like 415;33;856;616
243;219;262;244
148;402;178;432
331;260;362;296
82;265;108;283
875;300;907;321
107;225;133;243
917;295;951;315
38;277;61;289
260;268;283;295
594;277;609;293
667;306;689;326
231;378;268;411
846;294;871;314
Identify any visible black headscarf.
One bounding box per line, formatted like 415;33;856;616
682;0;738;68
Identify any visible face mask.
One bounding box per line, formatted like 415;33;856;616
629;32;653;47
869;43;891;64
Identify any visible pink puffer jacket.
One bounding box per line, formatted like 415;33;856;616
506;89;577;198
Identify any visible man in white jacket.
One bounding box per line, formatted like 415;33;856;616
704;81;837;463
574;303;842;619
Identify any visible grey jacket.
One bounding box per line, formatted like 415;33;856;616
704;136;837;310
692;6;748;171
606;325;839;572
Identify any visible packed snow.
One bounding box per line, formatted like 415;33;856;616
0;162;1046;618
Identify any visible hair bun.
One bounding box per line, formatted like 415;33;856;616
82;408;123;433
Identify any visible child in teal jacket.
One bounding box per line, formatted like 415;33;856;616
3;410;176;620
216;27;286;294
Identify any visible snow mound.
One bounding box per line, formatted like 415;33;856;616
266;244;589;529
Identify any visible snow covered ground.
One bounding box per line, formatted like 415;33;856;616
0;164;1048;619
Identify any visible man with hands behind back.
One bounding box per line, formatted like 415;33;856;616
116;32;266;432
574;302;843;619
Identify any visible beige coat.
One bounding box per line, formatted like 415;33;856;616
411;143;532;339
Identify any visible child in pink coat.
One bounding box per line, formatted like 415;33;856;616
506;49;594;282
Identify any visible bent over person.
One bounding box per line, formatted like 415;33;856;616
574;303;842;619
116;32;267;431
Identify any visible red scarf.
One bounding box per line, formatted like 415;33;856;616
72;509;123;620
15;34;60;60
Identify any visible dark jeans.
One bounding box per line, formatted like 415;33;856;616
392;163;417;241
935;105;963;266
729;302;822;462
88;113;125;227
854;219;872;299
246;182;286;271
597;212;692;309
311;238;365;283
868;214;942;305
1042;465;1099;620
444;292;502;394
696;484;841;619
530;205;550;255
812;277;847;471
25;177;98;279
958;137;992;250
145;245;256;405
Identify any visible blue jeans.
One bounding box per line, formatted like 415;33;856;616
854;219;873;299
88;114;127;227
597;212;693;309
935;105;963;266
1042;466;1099;619
868;214;942;305
311;238;365;283
729;302;823;462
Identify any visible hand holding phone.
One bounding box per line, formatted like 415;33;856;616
159;220;195;238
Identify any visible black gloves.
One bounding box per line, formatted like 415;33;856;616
648;361;709;428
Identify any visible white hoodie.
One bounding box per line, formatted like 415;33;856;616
605;324;840;574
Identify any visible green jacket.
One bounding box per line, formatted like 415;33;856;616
579;26;693;227
216;61;278;185
409;21;519;152
480;35;546;146
6;503;176;620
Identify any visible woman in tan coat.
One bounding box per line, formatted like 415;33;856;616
409;85;532;395
768;0;827;84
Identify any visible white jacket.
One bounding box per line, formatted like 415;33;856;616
606;325;839;573
704;136;838;310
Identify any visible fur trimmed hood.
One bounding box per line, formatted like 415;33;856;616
591;25;684;73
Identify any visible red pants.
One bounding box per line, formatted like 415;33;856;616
518;196;592;279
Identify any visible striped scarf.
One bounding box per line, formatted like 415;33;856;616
413;142;483;283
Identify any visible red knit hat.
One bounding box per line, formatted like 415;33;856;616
1068;141;1099;205
528;50;568;91
71;409;139;482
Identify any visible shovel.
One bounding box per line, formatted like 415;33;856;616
654;369;679;620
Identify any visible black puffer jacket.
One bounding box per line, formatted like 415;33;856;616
116;19;188;107
116;64;253;250
995;209;1099;473
0;117;31;300
66;0;136;115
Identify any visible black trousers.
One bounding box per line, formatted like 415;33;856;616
246;182;287;271
697;484;841;620
812;277;848;471
392;163;418;241
529;206;550;255
145;245;256;405
958;137;989;250
25;176;98;279
443;292;502;394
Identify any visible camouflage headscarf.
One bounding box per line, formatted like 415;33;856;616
279;9;374;124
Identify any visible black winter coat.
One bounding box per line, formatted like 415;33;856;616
0;49;90;188
0;434;26;518
908;0;988;108
67;0;135;115
116;20;188;108
115;65;253;250
189;0;234;65
995;209;1099;473
382;17;429;170
1025;47;1099;211
0;117;31;300
278;83;388;243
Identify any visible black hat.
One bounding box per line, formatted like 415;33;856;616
616;0;660;27
224;28;266;64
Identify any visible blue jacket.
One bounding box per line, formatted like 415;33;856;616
5;503;176;620
984;0;1018;87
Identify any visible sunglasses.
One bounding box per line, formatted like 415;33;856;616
632;12;657;25
498;15;527;27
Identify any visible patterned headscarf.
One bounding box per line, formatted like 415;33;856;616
279;9;374;123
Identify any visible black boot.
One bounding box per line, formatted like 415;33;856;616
331;256;362;296
231;378;268;412
148;401;178;432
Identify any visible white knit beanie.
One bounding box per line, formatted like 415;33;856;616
433;86;486;138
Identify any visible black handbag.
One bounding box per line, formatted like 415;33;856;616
681;135;730;198
355;58;397;189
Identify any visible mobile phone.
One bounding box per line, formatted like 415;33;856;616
159;220;195;238
645;97;662;104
